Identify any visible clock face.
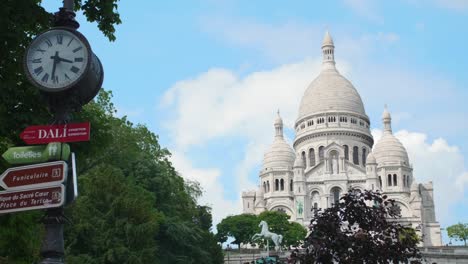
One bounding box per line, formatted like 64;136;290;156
25;29;90;91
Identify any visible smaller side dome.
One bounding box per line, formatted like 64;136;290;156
263;112;295;170
366;152;376;164
373;106;409;165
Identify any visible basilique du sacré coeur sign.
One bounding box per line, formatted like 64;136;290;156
20;122;90;144
0;185;65;214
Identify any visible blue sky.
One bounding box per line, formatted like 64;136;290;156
43;0;468;243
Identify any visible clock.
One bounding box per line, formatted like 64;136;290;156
24;28;94;92
24;27;103;109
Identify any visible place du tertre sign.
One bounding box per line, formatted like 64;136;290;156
0;185;65;214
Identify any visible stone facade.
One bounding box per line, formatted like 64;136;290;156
241;31;442;247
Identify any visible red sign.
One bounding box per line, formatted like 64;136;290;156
0;161;67;190
20;122;90;145
0;185;65;214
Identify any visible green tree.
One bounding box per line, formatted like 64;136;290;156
257;210;307;248
216;214;258;251
291;189;422;264
447;223;468;246
283;222;307;248
65;165;162;264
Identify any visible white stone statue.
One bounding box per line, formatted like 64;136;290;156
332;155;339;174
251;220;283;252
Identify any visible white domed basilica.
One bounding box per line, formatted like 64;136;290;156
242;32;442;247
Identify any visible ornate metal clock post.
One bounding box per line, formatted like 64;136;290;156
22;0;104;263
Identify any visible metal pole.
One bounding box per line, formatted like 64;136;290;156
63;0;73;11
39;208;66;264
39;143;69;264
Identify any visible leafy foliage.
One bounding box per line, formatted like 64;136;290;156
447;222;468;246
291;189;422;264
216;214;258;250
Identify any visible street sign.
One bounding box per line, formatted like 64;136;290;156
20;122;91;145
2;142;70;165
0;185;65;214
0;161;67;190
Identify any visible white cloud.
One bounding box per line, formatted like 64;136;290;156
372;129;468;225
162;59;323;150
169;151;240;225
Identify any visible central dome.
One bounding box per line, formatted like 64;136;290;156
298;70;366;119
297;31;367;120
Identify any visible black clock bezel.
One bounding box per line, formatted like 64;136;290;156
23;27;92;93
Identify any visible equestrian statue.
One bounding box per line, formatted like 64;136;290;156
251;220;283;252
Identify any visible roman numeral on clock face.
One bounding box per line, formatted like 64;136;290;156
74;57;83;62
56;35;63;45
70;66;80;73
41;73;49;83
73;46;83;53
45;39;52;47
34;66;43;75
32;58;42;63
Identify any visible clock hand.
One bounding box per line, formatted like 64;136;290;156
57;57;73;63
50;51;59;81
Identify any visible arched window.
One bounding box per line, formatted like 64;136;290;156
343;145;349;160
406;175;410;187
290;180;293;191
353;146;359;165
275;179;279;191
393;174;398;186
247;202;249;208
379;176;382;187
280;179;284;191
319;146;324;162
387;174;392;186
311;191;320;211
267;181;270;192
362;148;367;166
263;182;266;193
301;151;307;167
403;175;406;187
309;148;316;166
331;187;341;205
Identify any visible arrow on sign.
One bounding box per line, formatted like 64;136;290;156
20;122;90;145
0;185;65;214
0;161;67;190
2;143;70;165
